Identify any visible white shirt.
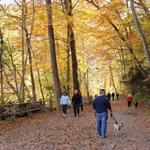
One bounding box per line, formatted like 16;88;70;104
60;95;69;105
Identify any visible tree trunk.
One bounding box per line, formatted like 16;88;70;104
0;29;4;104
66;46;70;95
32;50;45;101
20;0;26;103
26;37;36;101
8;41;21;103
68;24;79;91
86;68;90;100
45;0;62;100
109;62;117;94
130;0;150;67
64;0;80;91
22;0;36;102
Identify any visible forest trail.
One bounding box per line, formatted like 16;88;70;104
0;100;150;150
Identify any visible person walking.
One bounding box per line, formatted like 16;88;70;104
116;93;119;100
60;92;69;116
127;93;133;107
106;92;111;103
72;90;82;118
93;89;112;138
112;92;115;101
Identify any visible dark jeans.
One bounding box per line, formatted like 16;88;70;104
62;105;68;114
135;102;138;108
128;101;132;107
112;96;115;101
73;104;80;117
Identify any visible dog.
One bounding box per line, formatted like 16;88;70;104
114;122;123;136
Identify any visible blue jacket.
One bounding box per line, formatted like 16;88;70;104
93;96;112;113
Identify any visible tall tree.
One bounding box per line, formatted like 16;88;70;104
64;0;80;91
25;0;37;101
130;0;150;66
20;0;26;102
45;0;62;100
0;29;4;104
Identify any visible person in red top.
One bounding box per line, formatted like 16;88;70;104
127;93;133;107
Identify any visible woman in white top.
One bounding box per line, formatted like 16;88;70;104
60;91;69;116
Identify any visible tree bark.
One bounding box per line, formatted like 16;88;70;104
64;0;80;91
86;68;90;99
68;24;79;91
130;0;150;67
32;49;45;101
109;61;117;94
26;36;36;101
66;45;70;95
46;0;62;100
20;0;26;103
0;29;4;104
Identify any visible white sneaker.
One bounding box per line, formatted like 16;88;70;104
63;113;67;117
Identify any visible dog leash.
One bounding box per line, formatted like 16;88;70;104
111;113;118;124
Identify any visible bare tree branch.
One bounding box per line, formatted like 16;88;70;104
0;4;21;20
72;0;79;9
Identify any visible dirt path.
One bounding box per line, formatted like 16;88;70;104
0;101;150;150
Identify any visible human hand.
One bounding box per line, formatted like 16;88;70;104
110;112;113;117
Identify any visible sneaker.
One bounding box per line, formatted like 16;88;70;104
101;136;107;139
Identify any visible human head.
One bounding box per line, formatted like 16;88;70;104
128;93;132;96
74;90;78;94
99;89;105;96
63;91;67;95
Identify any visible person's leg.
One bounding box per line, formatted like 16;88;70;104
65;105;68;114
64;105;67;115
101;112;107;138
62;105;65;114
128;101;129;107
135;102;138;108
77;104;80;116
129;101;131;107
73;105;77;117
96;113;101;136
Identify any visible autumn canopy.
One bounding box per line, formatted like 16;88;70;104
0;0;150;105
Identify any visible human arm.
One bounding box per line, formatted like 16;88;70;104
72;95;74;105
106;100;113;117
60;96;62;105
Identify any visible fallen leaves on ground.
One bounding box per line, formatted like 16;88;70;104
0;101;150;150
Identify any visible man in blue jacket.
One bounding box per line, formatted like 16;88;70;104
93;89;112;138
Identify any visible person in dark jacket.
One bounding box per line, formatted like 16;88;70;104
72;90;82;118
112;92;115;101
93;89;112;138
116;93;119;100
106;92;111;103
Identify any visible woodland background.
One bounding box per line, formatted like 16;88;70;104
0;0;150;107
